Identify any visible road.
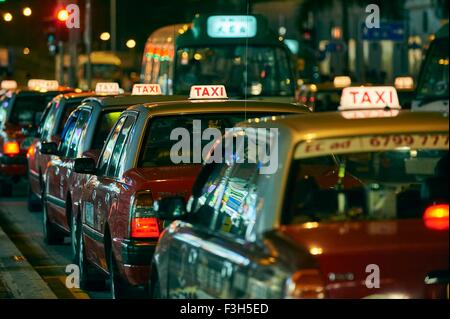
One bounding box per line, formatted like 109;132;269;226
0;181;109;299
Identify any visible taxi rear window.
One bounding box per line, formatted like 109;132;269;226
138;112;291;168
282;134;449;224
9;95;53;126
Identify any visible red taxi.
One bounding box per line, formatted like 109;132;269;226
27;92;95;211
41;83;179;258
0;80;73;196
151;86;449;299
72;85;309;298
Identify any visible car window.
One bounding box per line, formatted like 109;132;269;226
40;101;57;141
97;117;127;176
91;111;122;151
67;109;91;159
212;163;260;241
106;116;136;178
59;110;80;157
56;101;81;136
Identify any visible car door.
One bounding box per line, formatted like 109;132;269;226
94;115;136;261
83;116;127;270
54;108;92;229
46;109;80;225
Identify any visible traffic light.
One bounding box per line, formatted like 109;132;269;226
43;8;69;55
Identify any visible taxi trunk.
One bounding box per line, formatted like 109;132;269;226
128;164;202;201
279;219;449;299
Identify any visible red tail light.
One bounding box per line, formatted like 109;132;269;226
423;204;449;231
131;217;160;238
3;141;20;156
130;191;160;239
285;269;326;299
27;144;36;158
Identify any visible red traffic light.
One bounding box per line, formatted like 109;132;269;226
57;9;69;22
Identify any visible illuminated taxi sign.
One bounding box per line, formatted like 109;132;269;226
394;76;414;90
132;84;162;95
339;86;400;110
189;85;228;100
27;79;45;90
27;79;59;91
95;82;120;95
207;15;257;38
1;80;17;90
333;76;351;88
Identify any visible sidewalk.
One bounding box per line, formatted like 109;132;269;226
0;224;57;299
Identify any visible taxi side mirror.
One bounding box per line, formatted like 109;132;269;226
40;142;59;155
153;196;187;221
74;157;97;175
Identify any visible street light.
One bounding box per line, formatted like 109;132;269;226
23;7;32;17
3;12;13;22
126;39;136;49
100;32;111;41
23;47;31;55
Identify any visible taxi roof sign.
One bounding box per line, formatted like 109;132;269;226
27;79;59;91
394;76;414;90
95;82;120;95
189;85;228;100
1;80;17;90
132;84;162;96
339;86;400;110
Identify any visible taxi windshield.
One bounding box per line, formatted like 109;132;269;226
283;139;449;224
416;37;449;101
174;46;294;97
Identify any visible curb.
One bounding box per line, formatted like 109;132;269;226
0;224;57;299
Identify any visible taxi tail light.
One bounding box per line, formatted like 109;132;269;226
3;141;20;156
130;191;160;239
27;144;36;158
285;269;326;299
131;217;160;238
423;204;449;231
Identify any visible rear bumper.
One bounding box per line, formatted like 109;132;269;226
119;239;156;286
0;155;27;180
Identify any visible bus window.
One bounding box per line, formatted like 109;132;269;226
174;46;293;97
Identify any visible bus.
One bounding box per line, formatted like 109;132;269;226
141;14;296;101
412;23;449;112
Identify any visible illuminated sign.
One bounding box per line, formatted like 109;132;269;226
1;80;17;90
189;85;228;100
132;84;162;95
207;15;257;38
95;82;120;95
27;79;59;91
339;86;400;110
394;76;414;90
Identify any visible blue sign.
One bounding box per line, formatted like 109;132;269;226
361;21;406;41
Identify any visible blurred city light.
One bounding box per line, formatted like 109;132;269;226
23;7;32;17
100;32;111;41
23;47;30;55
3;12;13;22
126;39;136;48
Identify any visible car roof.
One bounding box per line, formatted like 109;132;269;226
128;99;310;116
238;111;449;144
60;91;96;100
81;94;186;107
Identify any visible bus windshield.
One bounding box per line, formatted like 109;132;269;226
416;37;449;101
174;45;294;97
